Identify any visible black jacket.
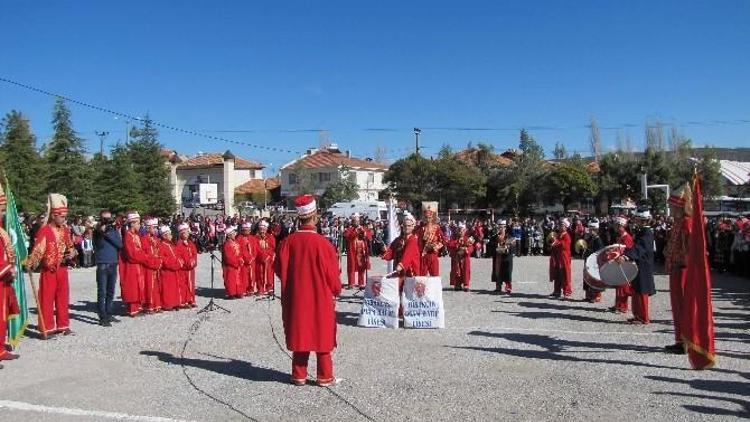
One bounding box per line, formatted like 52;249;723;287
624;226;656;296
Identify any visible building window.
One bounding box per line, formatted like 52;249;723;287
319;172;331;183
289;173;298;185
367;172;375;184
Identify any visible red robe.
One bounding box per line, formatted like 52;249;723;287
122;231;146;315
274;224;341;352
449;234;474;288
549;231;572;297
416;223;444;276
382;233;421;277
614;230;635;311
343;225;372;287
140;234;162;311
236;235;253;294
222;238;244;297
27;224;76;334
158;241;183;310
255;233;276;294
0;229;19;352
174;238;198;306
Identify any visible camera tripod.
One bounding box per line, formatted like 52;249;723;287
198;251;230;314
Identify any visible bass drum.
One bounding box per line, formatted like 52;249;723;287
583;244;638;291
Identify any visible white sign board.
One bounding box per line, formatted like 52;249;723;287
402;276;445;329
358;276;400;329
199;183;218;205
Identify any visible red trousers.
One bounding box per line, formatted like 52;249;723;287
420;253;440;276
256;263;274;293
347;271;366;288
632;293;650;323
614;284;631;312
38;268;70;334
291;351;333;382
669;267;686;341
551;267;572;297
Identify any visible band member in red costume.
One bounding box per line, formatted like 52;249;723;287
222;226;244;299
157;226;182;311
549;218;572;299
448;222;474;291
26;194;77;338
275;194;341;386
610;216;634;313
141;218;162;313
174;223;198;308
343;213;372;289
416;204;443;276
255;220;276;296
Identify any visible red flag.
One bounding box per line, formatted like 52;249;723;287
680;174;716;369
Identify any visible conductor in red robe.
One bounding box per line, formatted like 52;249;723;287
222;226;244;298
448;222;474;291
664;185;692;353
549;218;572;299
157;226;183;311
255;220;276;296
121;212;147;316
611;216;635;313
382;212;421;278
274;194;341;386
174;223;198;307
26;194;77;338
343;213;372;289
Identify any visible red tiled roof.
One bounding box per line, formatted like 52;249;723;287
289;149;387;170
177;153;263;170
454;148;514;167
234;177;281;195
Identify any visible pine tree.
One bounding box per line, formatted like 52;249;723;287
44;99;92;215
103;144;146;213
0;110;46;212
127;116;174;216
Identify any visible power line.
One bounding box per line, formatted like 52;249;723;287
0;76;302;155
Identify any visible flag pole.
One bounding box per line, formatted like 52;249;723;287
27;271;47;338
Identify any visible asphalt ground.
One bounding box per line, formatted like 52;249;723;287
1;254;748;422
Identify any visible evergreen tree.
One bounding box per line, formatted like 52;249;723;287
102;143;146;213
319;166;360;208
0;110;46;212
88;152;108;211
127;116;174;216
548;157;598;211
44;99;91;215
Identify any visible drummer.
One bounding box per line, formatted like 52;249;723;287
619;210;656;324
582;219;604;303
610;216;634;314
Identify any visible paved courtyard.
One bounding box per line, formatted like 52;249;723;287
1;254;748;421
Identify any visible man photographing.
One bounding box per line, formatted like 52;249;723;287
94;210;123;326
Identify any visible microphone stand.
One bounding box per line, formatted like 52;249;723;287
198;250;230;314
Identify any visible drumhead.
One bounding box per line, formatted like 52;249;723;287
599;261;638;287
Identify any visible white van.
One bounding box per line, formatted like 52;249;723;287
326;201;388;220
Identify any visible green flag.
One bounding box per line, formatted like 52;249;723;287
5;186;29;347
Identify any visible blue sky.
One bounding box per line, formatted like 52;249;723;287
1;1;748;174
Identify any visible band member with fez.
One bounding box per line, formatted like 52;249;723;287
0;186;20;364
174;223;198;308
26;194;77;338
621;210;656;325
664;185;692;353
490;220;515;294
157;226;183;311
610;216;635;313
222;226;244;299
448;222;474;291
382;212;421;283
582;219;605;303
549;218;572;299
343;213;372;289
275;194;341;386
416;204;444;276
255;219;276;296
141;218;163;313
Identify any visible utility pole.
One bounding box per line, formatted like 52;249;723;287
95;131;109;156
414;127;422;156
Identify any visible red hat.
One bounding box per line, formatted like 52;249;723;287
295;194;317;217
